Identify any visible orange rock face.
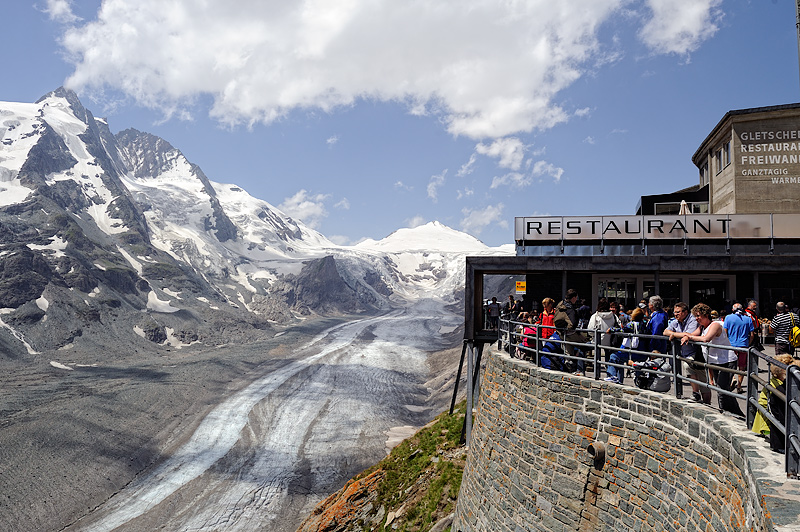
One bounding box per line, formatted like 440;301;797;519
296;469;386;532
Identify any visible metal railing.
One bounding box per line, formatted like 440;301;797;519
498;315;800;479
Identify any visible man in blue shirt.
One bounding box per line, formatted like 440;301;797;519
723;302;754;393
645;295;669;354
665;302;710;403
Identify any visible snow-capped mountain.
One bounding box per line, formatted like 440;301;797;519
0;88;511;357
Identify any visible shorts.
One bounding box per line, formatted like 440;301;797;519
736;350;747;371
681;359;708;384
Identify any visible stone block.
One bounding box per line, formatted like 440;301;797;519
575;411;599;427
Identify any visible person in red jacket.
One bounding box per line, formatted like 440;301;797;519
539;297;556;339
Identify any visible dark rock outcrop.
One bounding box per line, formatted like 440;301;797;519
0;248;52;308
280;256;373;315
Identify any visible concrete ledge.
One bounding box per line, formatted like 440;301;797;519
453;348;800;532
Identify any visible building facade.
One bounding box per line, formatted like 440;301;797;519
693;103;800;215
466;104;800;340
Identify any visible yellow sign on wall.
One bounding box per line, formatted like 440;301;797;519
516;281;526;294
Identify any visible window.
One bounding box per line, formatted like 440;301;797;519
655;203;680;215
653;202;710;215
714;142;731;174
700;161;709;186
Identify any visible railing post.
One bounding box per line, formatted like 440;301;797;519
671;339;682;399
449;340;468;415
747;347;760;430
466;340;474;444
786;365;800;479
535;324;541;367
593;330;601;380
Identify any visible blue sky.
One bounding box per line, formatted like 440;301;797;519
2;1;799;247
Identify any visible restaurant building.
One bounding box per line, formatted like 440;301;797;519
466;103;800;341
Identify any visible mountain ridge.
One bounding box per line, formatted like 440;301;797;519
0;87;512;357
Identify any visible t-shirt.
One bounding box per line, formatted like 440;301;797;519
723;312;754;348
666;314;699;358
771;312;800;345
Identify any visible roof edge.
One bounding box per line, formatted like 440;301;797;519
692;103;800;163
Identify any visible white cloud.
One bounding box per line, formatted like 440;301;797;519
44;0;79;24
456;187;474;200
57;0;700;139
55;1;724;139
584;136;596;144
574;107;592;118
476;138;526;171
532;160;565;182
427;170;447;202
639;0;723;55
334;198;350;210
457;153;477;177
490;172;531;189
326;135;339;146
406;216;426;228
460;203;509;237
278;189;329;229
394;181;413;191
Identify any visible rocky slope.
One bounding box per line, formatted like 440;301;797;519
296;402;467;532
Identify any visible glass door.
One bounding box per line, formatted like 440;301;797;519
689;279;729;312
597;278;637;311
643;279;682;310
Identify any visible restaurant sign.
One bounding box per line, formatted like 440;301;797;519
514;214;800;241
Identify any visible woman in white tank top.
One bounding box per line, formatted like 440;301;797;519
682;303;744;416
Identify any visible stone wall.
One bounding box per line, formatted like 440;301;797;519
453;349;797;532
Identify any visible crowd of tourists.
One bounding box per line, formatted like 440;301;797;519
493;290;800;448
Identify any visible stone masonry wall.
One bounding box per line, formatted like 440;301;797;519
453;349;794;532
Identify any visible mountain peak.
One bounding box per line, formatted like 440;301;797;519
355;221;488;253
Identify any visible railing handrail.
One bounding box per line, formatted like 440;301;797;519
497;315;800;479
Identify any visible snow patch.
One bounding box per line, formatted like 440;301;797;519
0;314;38;354
147;291;180;313
88;201;129;235
27;235;68;258
164;327;199;349
50;361;74;371
117;246;143;275
36;296;49;311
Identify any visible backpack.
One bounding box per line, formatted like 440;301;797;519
790;314;800;348
634;358;671;392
